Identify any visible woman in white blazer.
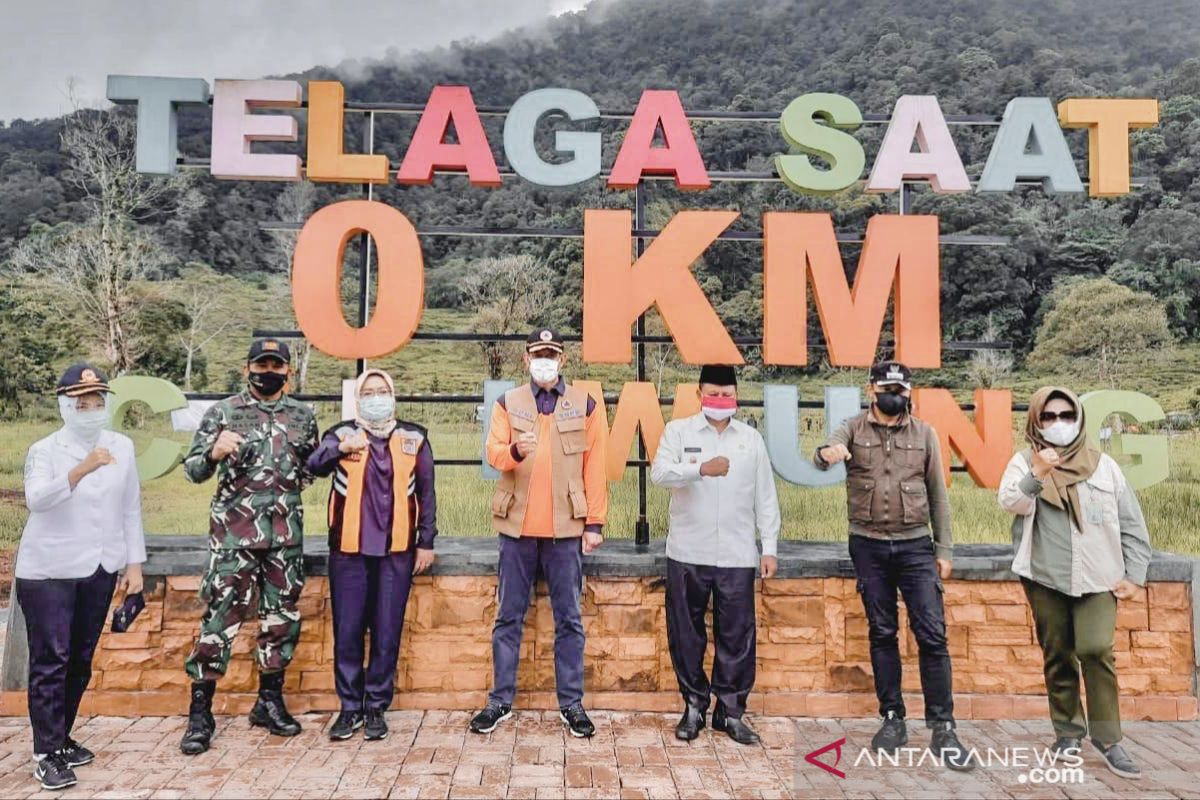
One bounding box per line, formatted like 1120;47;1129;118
16;364;146;792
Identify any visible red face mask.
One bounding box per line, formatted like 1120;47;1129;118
700;395;736;410
701;394;737;420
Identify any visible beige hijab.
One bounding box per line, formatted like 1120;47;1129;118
1024;386;1101;531
354;369;397;439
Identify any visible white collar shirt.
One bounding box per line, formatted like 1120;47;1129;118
16;428;146;580
650;412;781;568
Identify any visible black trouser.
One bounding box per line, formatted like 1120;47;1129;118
665;558;756;718
848;534;954;726
16;565;117;755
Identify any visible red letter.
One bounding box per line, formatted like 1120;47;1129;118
608;90;710;190
396;86;501;187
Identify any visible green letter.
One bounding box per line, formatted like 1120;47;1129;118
1081;390;1168;489
776;93;865;194
109;375;188;481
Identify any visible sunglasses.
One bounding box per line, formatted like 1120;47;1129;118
1039;410;1078;423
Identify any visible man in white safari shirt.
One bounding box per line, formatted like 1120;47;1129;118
650;364;780;745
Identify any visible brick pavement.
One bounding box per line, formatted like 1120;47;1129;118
0;710;1195;799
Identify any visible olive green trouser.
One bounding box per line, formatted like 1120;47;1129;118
1022;578;1121;745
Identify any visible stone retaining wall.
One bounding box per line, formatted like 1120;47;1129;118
1;539;1196;721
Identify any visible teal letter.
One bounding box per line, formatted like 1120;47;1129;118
503;88;601;187
1081;390;1168;489
764;384;860;486
978;97;1083;194
481;380;516;479
107;75;211;175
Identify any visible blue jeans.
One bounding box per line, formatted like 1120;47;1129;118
849;534;955;726
489;535;584;709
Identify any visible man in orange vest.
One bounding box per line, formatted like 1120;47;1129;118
470;328;608;738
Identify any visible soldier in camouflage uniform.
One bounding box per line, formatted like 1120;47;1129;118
179;338;318;755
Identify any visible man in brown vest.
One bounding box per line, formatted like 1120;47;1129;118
815;361;975;770
470;328;608;738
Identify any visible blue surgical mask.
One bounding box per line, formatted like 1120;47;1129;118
358;395;395;422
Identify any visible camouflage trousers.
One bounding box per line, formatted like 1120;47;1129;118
184;546;305;681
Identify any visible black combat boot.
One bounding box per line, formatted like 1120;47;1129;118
249;671;301;736
180;680;217;755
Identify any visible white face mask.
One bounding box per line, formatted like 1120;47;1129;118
357;395;395;422
59;395;110;446
529;358;560;385
1042;420;1081;447
702;406;737;422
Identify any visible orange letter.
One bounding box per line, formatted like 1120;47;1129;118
763;213;940;368
912;388;1013;488
607;90;710;190
583;209;742;365
306;81;389;183
1057;98;1158;197
576;381;701;480
292;200;424;359
396;85;501;187
670;383;701;419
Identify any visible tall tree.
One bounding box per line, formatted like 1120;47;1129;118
1028;278;1173;388
6;107;192;372
165;265;241;390
270;181;318;390
461;255;555;380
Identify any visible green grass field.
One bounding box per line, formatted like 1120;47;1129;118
3;302;1198;556
1;413;1197;557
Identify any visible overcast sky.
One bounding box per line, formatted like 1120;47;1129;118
0;0;589;123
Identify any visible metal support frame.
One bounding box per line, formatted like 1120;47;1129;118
232;100;1030;540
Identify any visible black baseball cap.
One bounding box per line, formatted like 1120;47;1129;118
870;361;912;390
247;338;291;364
56;363;110;397
526;328;564;354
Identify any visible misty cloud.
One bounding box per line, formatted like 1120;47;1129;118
0;0;590;123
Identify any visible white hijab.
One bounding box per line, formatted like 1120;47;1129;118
354;369;397;439
58;393;111;448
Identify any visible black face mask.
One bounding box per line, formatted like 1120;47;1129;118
248;370;287;397
874;391;909;417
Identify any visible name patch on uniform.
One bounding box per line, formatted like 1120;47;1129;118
226;410;263;435
557;410;584;420
401;438;421;456
510;409;536;422
684;447;702;453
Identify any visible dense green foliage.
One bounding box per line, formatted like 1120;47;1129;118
1;0;1199;401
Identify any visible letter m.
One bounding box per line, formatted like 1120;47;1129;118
763;213;940;367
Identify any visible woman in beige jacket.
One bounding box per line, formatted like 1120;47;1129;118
998;387;1152;780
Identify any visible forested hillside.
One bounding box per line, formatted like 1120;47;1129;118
1;0;1199;406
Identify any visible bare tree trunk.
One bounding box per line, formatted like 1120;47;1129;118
297;341;312;392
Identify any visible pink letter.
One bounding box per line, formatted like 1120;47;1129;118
867;96;970;193
211;79;302;181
